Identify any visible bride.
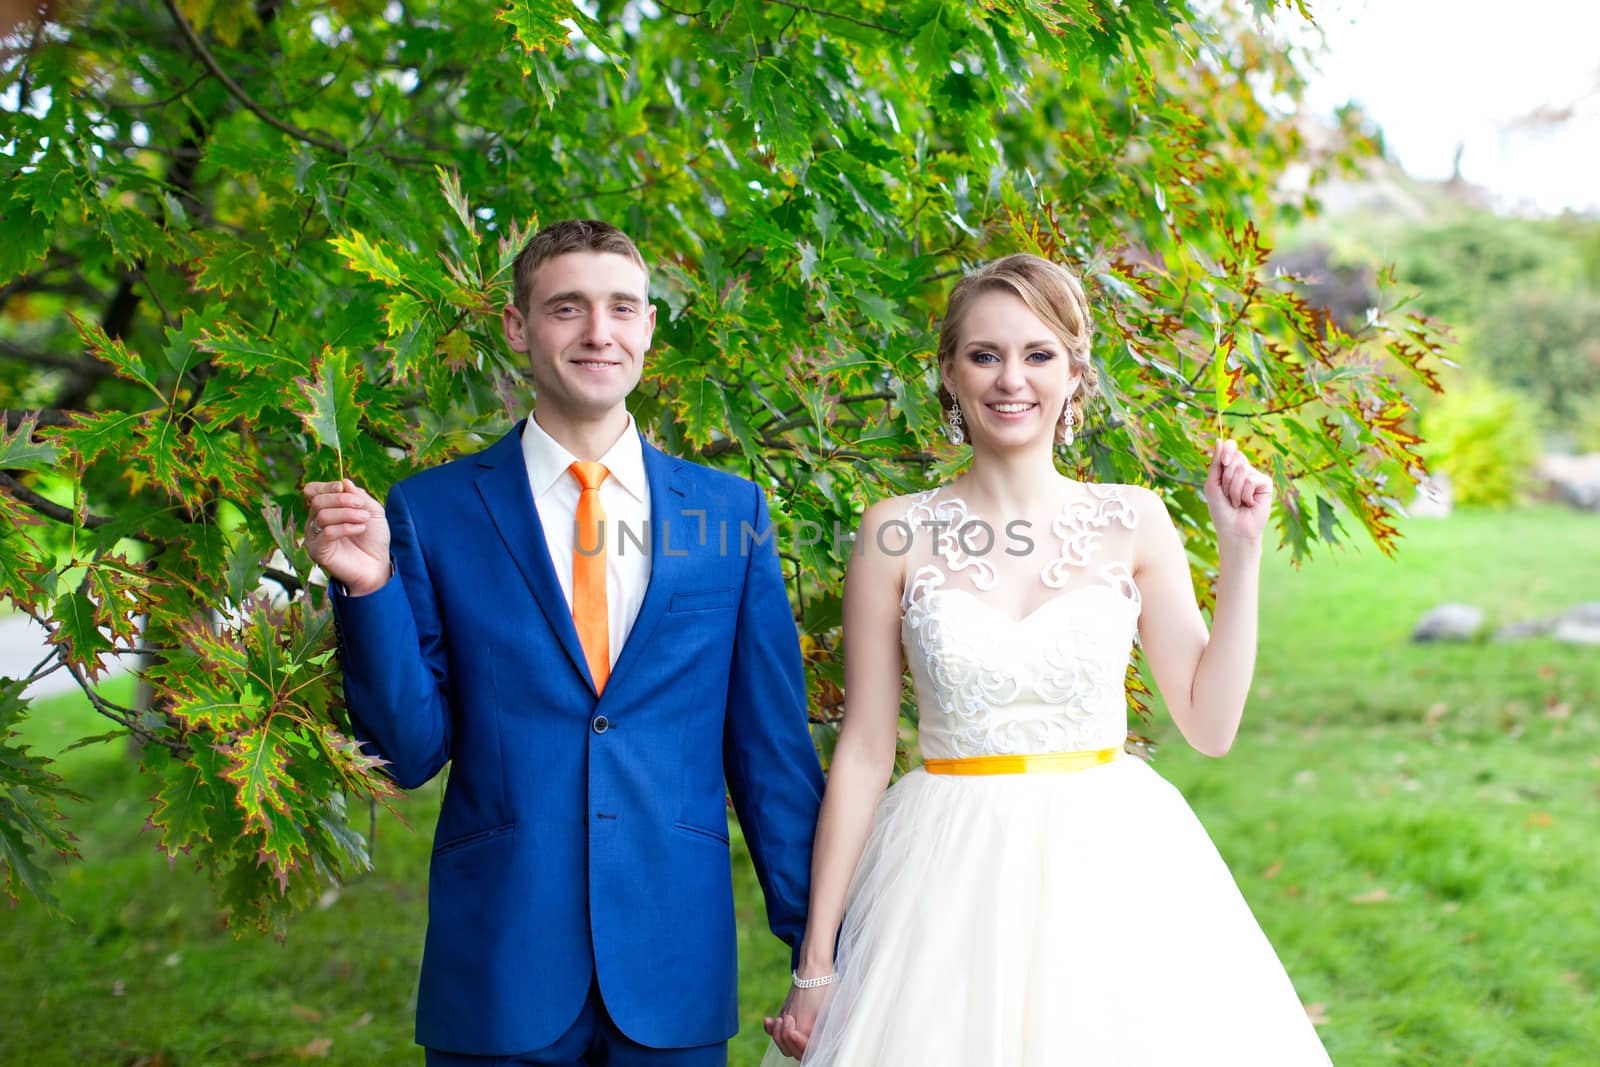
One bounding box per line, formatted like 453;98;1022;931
762;254;1333;1065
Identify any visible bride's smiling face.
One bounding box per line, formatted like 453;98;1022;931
941;290;1079;453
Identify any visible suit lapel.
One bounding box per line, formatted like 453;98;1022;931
473;421;593;688
603;438;690;699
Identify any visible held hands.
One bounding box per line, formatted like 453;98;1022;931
302;479;391;596
1204;440;1273;546
764;979;829;1061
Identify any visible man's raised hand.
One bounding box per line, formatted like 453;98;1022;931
303;479;391;596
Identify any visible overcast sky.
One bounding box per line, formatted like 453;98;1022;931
1290;0;1600;215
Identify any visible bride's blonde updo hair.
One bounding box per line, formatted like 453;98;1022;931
936;254;1097;445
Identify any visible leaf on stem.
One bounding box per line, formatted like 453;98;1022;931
294;347;364;483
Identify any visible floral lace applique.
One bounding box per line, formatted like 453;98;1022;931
898;484;1144;758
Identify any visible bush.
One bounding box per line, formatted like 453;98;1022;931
1571;404;1600;454
1420;378;1541;507
1387;214;1588;326
1471;286;1600;445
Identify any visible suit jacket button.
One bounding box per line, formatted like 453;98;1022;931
592;715;609;734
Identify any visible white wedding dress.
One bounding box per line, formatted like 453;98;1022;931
763;484;1332;1066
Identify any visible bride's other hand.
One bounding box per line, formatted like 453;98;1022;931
763;981;827;1061
1204;439;1272;545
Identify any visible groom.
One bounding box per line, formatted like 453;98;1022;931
304;219;825;1065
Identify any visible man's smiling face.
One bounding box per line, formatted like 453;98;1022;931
504;250;655;421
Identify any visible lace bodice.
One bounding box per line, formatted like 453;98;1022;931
897;484;1143;760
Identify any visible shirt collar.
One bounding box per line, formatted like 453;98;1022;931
521;411;647;503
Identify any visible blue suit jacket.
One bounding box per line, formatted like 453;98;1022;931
331;422;824;1055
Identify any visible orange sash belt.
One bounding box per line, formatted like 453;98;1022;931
923;747;1121;776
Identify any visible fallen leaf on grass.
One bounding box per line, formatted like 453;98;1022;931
1526;811;1555;828
345;1011;374;1031
1348;888;1390;904
290;1004;321;1022
292;1038;333;1059
1303;1002;1329;1026
1544;700;1572;720
1262;859;1283;880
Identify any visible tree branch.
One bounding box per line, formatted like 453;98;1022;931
0;274;100;311
0;472;113;529
262;566;305;596
0;339;112;376
2;409;76;431
62;653;190;757
1073;414;1125;444
1220;394;1323;420
21;648;66;688
753;389;896;435
97;70;211;113
762;0;904;35
915;267;964;286
160;0;348;156
18;607;190;757
1;468;308;596
56;14;225;410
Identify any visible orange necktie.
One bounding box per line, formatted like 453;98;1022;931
568;460;610;694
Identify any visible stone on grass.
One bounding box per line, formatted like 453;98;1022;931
1493;618;1553;642
1562;602;1600;626
1492;603;1600;644
1554;618;1600;646
1411;603;1485;643
1537;453;1600;512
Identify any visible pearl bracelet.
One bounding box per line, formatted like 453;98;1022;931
791;970;835;989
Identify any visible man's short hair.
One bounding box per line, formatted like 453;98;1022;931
512;219;648;312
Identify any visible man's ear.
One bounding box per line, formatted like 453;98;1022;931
503;303;528;352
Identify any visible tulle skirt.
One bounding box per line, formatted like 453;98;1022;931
762;756;1332;1066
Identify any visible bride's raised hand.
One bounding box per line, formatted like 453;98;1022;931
1204;439;1273;547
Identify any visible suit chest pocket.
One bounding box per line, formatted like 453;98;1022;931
668;588;735;614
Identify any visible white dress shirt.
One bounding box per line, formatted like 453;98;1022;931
521;411;653;668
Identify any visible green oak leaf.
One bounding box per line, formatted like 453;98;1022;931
294;347;365;482
0;415;59;471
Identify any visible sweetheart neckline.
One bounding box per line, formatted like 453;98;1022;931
903;583;1140;628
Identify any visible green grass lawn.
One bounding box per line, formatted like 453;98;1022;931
4;506;1597;1065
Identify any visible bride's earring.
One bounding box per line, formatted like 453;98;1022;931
1060;401;1075;448
944;398;966;445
